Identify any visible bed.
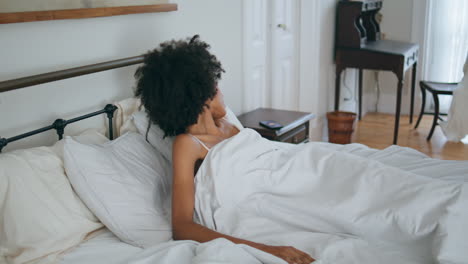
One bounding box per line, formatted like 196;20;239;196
1;56;467;264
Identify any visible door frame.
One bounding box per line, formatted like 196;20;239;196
242;0;304;112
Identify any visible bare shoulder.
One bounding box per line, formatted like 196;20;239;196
172;134;206;183
174;134;195;147
173;134;205;161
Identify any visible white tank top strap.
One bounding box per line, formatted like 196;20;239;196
188;134;211;151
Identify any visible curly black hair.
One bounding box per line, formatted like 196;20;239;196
134;35;225;137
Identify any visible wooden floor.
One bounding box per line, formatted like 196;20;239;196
352;113;468;160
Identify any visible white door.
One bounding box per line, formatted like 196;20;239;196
270;0;300;110
243;0;268;112
243;0;300;112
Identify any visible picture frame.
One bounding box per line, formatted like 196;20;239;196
0;0;177;24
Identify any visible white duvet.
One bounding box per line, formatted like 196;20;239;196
65;129;468;264
192;129;467;264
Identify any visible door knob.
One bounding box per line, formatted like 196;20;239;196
277;24;287;30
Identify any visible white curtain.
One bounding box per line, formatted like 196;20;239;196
424;0;468;83
423;0;468;141
440;57;468;141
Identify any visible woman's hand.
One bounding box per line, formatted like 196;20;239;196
260;245;315;264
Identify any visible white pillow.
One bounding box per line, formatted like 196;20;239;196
63;132;173;248
224;106;245;132
132;110;174;163
132;106;243;162
0;132;106;264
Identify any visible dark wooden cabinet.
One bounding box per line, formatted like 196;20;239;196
237;108;315;144
334;0;418;145
335;0;383;48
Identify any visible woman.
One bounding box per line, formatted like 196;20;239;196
135;35;315;264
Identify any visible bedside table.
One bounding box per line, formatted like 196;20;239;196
237;108;315;144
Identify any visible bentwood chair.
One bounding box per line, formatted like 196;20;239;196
414;81;459;140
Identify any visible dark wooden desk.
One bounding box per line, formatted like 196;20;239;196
335;39;419;144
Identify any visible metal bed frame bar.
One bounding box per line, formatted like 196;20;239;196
0;55;144;93
0;55;146;152
0;104;117;152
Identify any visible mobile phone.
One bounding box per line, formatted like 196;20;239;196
259;120;283;130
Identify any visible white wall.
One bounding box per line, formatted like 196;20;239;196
2;0;409;150
298;0;358;141
0;0;243;151
308;0;356;141
318;0;349;140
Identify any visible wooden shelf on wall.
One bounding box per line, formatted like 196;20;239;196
0;4;178;24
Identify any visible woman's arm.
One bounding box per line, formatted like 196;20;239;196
171;135;314;264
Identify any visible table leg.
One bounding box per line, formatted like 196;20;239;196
334;66;343;111
358;69;363;120
410;62;417;124
414;82;426;129
427;91;439;141
394;78;403;145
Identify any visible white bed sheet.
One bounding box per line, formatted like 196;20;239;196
59;228;142;264
59;229;282;264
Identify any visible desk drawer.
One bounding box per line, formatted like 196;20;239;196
278;124;308;144
406;49;418;67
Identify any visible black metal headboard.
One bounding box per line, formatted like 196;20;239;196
0;55;146;152
0;104;117;153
